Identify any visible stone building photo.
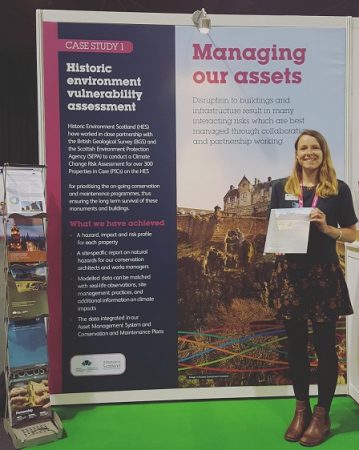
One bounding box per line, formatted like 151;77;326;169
223;175;273;217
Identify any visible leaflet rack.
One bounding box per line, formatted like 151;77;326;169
1;165;63;449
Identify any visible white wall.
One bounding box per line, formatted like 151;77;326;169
346;19;359;405
350;20;359;220
346;243;359;404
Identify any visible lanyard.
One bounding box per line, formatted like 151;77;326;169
298;184;319;208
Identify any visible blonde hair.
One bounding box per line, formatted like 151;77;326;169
284;129;338;197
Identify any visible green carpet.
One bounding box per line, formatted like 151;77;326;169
11;396;359;449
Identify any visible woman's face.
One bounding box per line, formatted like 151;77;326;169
296;134;323;172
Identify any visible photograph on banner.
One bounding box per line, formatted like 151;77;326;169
5;168;46;216
176;26;347;387
6;217;47;263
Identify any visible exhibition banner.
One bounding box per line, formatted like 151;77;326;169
39;12;347;398
175;26;347;388
42;21;177;393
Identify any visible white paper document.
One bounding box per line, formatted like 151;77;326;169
264;207;312;254
5;168;46;216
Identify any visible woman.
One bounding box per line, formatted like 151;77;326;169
269;130;357;446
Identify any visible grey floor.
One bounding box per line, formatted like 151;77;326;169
1;421;14;450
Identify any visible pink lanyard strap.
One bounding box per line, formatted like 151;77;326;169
298;184;319;208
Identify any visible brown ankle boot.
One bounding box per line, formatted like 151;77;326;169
284;400;312;442
299;405;330;446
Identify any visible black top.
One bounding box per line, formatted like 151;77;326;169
269;178;358;263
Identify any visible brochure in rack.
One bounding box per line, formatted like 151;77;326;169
5;168;46;216
7;366;51;426
7;263;48;318
0;166;4;238
7;317;48;370
6;217;47;263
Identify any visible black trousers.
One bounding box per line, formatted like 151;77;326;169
284;320;338;409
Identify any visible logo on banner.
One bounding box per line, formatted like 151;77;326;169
71;353;126;376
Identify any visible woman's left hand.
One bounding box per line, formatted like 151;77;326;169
310;208;329;233
310;209;357;242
